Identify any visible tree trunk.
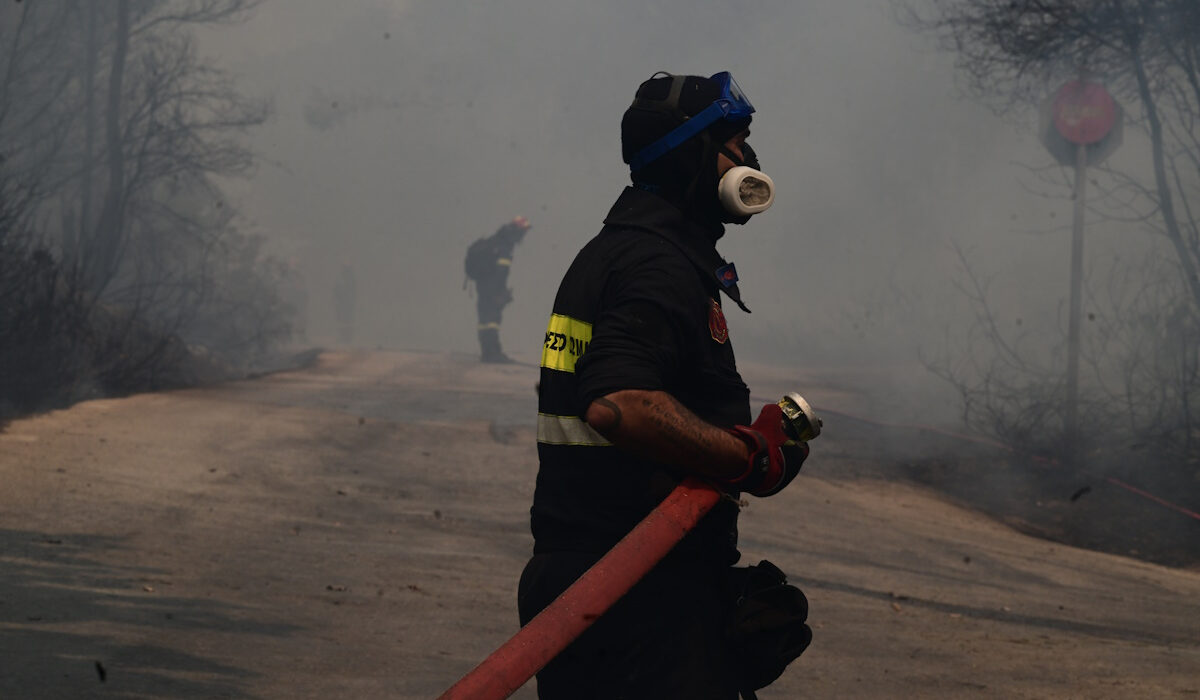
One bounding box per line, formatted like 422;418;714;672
87;0;129;296
74;0;98;265
1125;5;1200;312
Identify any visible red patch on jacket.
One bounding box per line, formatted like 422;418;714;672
708;298;728;344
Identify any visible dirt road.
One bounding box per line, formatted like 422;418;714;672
1;350;1197;699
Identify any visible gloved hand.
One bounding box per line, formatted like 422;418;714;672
726;404;809;497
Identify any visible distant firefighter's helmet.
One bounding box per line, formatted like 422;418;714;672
496;216;530;245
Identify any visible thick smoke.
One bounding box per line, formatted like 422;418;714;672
198;0;1172;431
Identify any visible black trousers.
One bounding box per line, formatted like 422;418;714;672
475;288;509;360
517;551;740;700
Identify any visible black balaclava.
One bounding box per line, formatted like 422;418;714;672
621;74;753;242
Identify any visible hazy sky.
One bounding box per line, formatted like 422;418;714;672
196;0;1161;413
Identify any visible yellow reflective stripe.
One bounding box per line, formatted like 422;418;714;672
496;258;512;266
537;413;611;446
478;322;500;330
541;313;592;373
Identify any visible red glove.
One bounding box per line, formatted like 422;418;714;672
726;404;810;497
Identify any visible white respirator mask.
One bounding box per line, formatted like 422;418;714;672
717;165;776;218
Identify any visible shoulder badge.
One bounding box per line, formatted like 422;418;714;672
708;297;728;344
715;262;738;288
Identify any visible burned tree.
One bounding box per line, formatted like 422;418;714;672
0;0;292;415
908;1;1200;468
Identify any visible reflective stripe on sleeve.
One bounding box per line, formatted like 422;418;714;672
541;314;593;373
537;413;611;446
496;258;512;266
478;322;501;330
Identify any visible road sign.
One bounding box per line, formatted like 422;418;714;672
1054;81;1118;144
1037;80;1124;463
1039;81;1123;167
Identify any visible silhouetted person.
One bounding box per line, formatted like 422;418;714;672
282;256;310;342
333;262;356;345
464;216;530;363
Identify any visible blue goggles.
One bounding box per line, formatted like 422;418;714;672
628;71;755;173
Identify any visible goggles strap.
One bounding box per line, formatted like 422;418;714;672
629;100;727;172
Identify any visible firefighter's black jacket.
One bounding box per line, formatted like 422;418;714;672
533;186;752;564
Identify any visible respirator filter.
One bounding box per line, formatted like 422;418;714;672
717;166;775;217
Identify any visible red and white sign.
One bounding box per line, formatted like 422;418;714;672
1052;81;1118;145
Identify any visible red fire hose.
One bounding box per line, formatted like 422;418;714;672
436;476;723;700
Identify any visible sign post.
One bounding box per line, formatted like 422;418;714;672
1039;79;1122;463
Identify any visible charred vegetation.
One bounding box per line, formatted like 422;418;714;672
0;1;297;421
901;0;1200;565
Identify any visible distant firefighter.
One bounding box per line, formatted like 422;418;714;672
281;256;310;342
332;262;357;345
464;216;531;363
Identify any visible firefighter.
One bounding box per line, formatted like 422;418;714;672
332;262;356;345
464;216;530;363
519;72;810;699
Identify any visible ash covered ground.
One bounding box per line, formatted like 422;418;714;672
0;350;1196;699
